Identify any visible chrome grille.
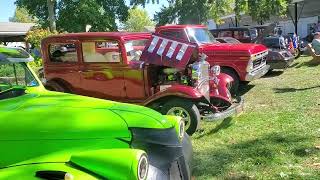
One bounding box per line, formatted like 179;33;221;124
252;52;267;69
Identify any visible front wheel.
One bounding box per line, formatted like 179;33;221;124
293;48;301;59
161;99;200;136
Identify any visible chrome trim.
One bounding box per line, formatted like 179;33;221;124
201;96;244;121
245;64;270;81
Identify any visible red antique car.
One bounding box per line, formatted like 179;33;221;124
40;32;243;135
156;25;270;94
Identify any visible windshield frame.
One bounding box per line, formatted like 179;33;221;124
0;62;39;93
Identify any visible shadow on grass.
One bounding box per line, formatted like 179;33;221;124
238;84;255;96
289;62;300;68
273;85;320;93
195;117;233;139
295;59;320;68
192;133;317;178
262;70;284;78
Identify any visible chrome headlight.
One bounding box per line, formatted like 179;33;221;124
211;65;220;76
137;154;149;180
246;59;253;72
165;115;185;140
64;173;74;180
178;119;185;139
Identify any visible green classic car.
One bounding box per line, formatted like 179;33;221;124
0;47;192;180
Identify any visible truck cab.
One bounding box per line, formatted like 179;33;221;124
155;25;270;94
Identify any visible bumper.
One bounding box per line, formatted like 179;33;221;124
267;57;294;70
147;133;192;180
245;64;270;81
201;96;244;121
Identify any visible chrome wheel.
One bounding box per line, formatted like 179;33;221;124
167;107;191;130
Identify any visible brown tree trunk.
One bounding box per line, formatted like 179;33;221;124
47;0;56;32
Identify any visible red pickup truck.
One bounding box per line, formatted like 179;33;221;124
156;25;270;93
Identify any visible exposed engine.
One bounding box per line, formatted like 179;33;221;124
157;67;192;86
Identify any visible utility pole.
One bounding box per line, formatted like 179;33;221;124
294;2;298;34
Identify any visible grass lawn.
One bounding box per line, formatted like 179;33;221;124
192;55;320;179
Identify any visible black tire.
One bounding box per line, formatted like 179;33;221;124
161;99;200;136
221;68;239;96
45;81;68;92
293;48;301;59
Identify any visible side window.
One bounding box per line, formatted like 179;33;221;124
82;40;122;63
234;30;246;39
49;43;78;63
219;31;233;37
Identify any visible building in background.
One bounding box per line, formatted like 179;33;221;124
0;22;35;49
211;0;319;38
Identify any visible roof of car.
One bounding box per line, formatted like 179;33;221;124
43;32;151;41
0;46;34;63
156;24;206;30
210;27;255;31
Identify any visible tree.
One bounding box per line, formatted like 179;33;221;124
154;0;233;25
57;0;128;32
235;0;289;24
15;0;129;32
9;7;37;23
124;7;155;32
129;0;161;7
15;0;56;31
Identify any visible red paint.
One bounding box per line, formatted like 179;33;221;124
156;25;269;82
41;32;233;114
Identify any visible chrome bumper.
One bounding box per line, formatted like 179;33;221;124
245;64;270;81
201;96;244;121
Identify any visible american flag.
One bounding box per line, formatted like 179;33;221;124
140;34;197;69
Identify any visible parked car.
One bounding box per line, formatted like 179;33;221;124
40;32;244;135
0;46;193;180
216;37;241;44
261;36;295;70
156;25;269;94
210;27;258;43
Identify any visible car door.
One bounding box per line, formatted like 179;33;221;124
79;39;126;100
45;40;81;91
122;39;149;101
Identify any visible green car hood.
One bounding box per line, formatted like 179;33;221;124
1;89;172;141
0;89;173;168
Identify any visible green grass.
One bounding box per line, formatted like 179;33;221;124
192;56;320;179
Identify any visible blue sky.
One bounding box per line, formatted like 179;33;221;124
0;0;168;22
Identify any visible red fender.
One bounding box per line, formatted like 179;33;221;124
210;73;233;103
143;84;203;106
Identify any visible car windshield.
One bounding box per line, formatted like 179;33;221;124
124;39;148;62
0;62;39;94
187;28;219;45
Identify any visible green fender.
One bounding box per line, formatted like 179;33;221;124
70;149;147;180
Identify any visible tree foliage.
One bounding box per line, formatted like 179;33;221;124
129;0;161;7
9;7;37;23
25;28;58;48
25;28;60;67
235;0;289;24
15;0;129;32
154;0;233;25
124;7;155;32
